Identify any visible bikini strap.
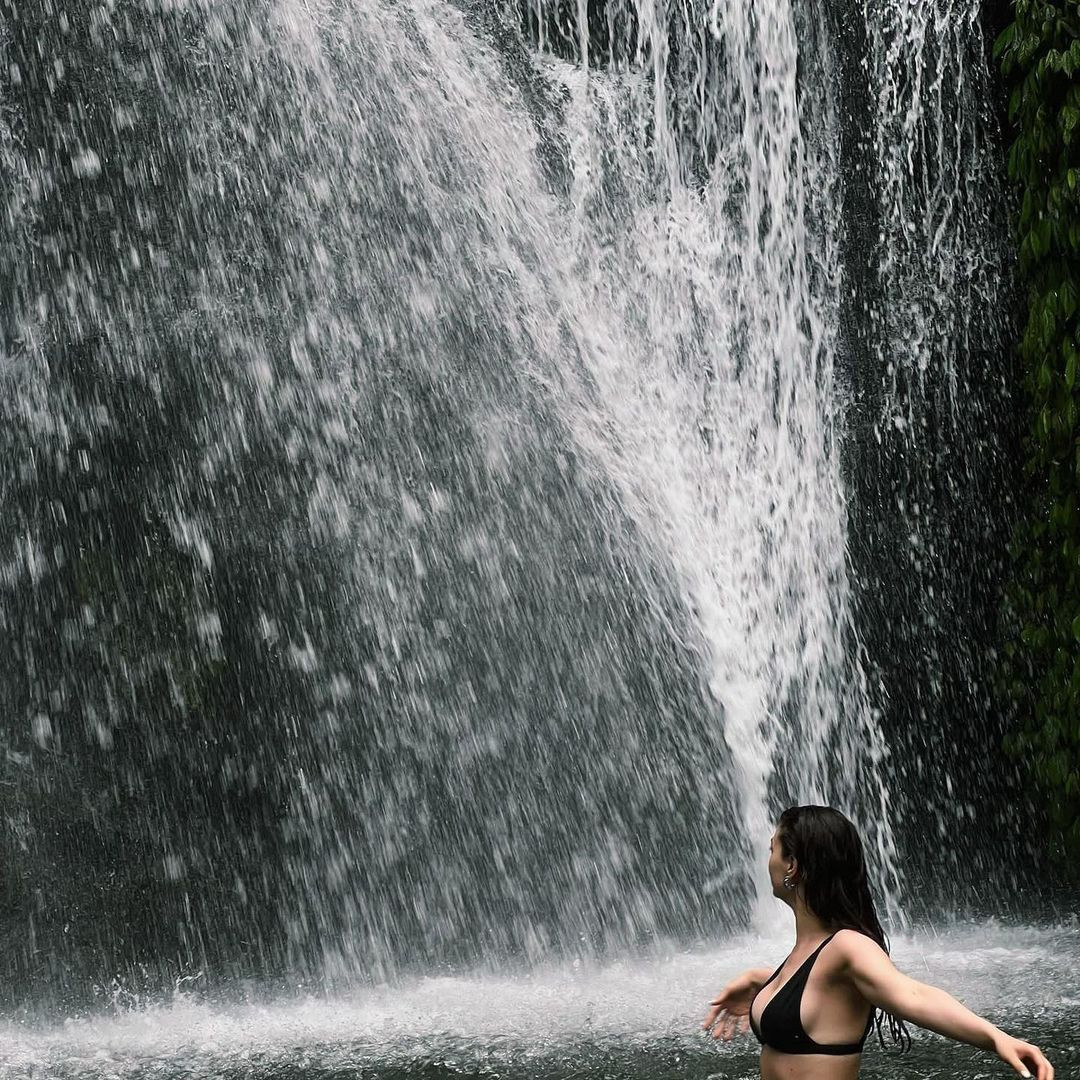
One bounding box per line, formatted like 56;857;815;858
812;932;839;957
807;932;839;966
789;932;839;987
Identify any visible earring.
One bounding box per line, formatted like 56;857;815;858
783;872;796;890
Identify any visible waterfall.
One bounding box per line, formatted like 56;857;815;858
0;0;1011;1009
855;0;1018;897
537;0;899;928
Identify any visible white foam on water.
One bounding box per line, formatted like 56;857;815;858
1;923;1075;1076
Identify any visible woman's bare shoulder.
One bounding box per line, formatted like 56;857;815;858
831;928;891;961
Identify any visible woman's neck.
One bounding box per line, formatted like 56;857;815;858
791;899;833;945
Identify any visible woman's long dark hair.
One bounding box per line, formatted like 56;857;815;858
776;805;910;1051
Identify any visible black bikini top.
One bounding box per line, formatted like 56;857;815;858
749;932;874;1056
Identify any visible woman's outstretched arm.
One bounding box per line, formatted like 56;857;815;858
834;930;1053;1080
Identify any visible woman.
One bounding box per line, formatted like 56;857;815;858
703;806;1053;1080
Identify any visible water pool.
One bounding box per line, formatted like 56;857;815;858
3;923;1075;1080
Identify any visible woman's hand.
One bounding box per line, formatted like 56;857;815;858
992;1032;1054;1080
703;968;768;1041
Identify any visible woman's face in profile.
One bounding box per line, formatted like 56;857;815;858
767;829;790;898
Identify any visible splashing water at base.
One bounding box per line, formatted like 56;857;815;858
1;923;1077;1079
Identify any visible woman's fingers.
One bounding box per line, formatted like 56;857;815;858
704;990;738;1030
1002;1039;1053;1080
1015;1041;1052;1080
1002;1044;1026;1076
703;999;726;1030
703;980;754;1041
1019;1043;1053;1080
705;1007;729;1040
703;1006;748;1042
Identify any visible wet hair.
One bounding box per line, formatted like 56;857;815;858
776;805;911;1051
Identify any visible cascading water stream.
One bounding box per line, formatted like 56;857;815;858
853;0;1019;891
0;7;1071;1076
869;0;1010;415
541;0;900;927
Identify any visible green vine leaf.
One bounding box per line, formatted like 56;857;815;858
998;0;1080;866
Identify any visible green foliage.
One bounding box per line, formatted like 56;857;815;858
996;1;1080;860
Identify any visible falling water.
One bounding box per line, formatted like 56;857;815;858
855;0;1021;895
0;0;900;995
542;0;899;927
868;0;1010;413
0;2;1072;1074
